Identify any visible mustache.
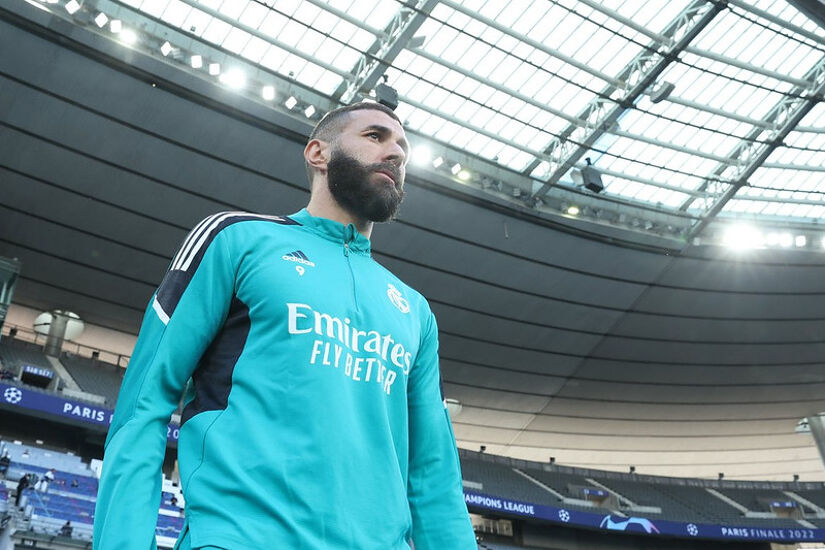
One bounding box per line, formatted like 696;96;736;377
369;162;402;185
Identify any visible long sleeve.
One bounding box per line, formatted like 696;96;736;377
93;218;236;550
407;312;476;549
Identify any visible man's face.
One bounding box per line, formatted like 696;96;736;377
326;109;409;223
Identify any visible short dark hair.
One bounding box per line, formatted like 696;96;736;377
305;102;402;183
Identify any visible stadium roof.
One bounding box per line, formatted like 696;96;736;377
58;0;825;244
4;0;825;481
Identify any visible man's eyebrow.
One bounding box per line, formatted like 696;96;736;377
364;124;410;154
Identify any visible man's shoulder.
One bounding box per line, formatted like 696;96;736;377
190;211;301;234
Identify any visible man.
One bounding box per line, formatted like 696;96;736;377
60;520;74;538
93;102;476;550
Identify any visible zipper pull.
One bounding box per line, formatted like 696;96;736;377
343;242;350;256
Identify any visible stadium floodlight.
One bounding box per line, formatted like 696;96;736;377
219;68;245;89
450;163;461;176
262;85;275;101
160;41;173;57
190;55;203;69
795;235;807;247
457;169;471;181
411;145;431;166
65;0;80;14
722;224;763;250
94;13;108;27
432;156;444;168
109;19;122;33
208;63;220;76
285;96;297;109
778;233;793;248
567;205;580;216
120;29;137;45
304;105;316;118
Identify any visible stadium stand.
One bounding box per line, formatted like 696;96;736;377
0;339;53;376
59;353;122;405
1;440;185;544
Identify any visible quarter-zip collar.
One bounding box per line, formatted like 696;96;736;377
290;209;371;255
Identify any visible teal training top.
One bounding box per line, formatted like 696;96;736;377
92;209;476;550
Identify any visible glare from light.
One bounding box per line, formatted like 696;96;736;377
457;169;471;181
190;55;202;69
262;85;275;101
65;0;80;14
120;29;137;45
822;236;825;249
778;233;793;248
432;156;444;168
218;68;245;89
94;13;108;27
567;205;580;216
450;163;461;175
110;19;122;33
285;96;297;109
765;232;779;246
722;225;763;250
41;0;60;3
304;105;316;118
411;145;431;166
208;63;220;76
795;235;807;247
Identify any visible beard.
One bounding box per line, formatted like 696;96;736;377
326;149;405;223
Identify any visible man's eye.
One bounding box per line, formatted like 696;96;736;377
367;132;380;140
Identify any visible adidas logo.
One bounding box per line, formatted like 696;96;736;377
282;250;316;267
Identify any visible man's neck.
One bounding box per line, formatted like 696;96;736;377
305;183;373;239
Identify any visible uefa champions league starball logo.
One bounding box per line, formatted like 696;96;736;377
687;523;698;536
558;509;570;522
4;387;22;404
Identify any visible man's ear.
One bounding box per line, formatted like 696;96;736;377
304;139;330;173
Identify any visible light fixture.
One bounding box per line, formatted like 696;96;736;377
821;236;825;249
190;55;203;69
778;233;793;248
160;41;173;56
581;157;604;193
304;105;316;118
109;19;122;33
208;63;220;76
457;169;471;181
567;205;580;216
285;96;297;109
450;163;461;175
120;29;137;45
94;13;108;27
262;85;275;101
432;156;444;168
218;68;245;89
795;235;807;247
411;145;431;166
65;0;80;14
722;225;763;250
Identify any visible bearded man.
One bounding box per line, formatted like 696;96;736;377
93;102;476;550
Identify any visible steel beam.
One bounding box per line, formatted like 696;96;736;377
685;56;825;239
338;0;440;104
529;1;725;199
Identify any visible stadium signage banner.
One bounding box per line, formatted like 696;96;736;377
464;490;825;542
0;382;179;441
